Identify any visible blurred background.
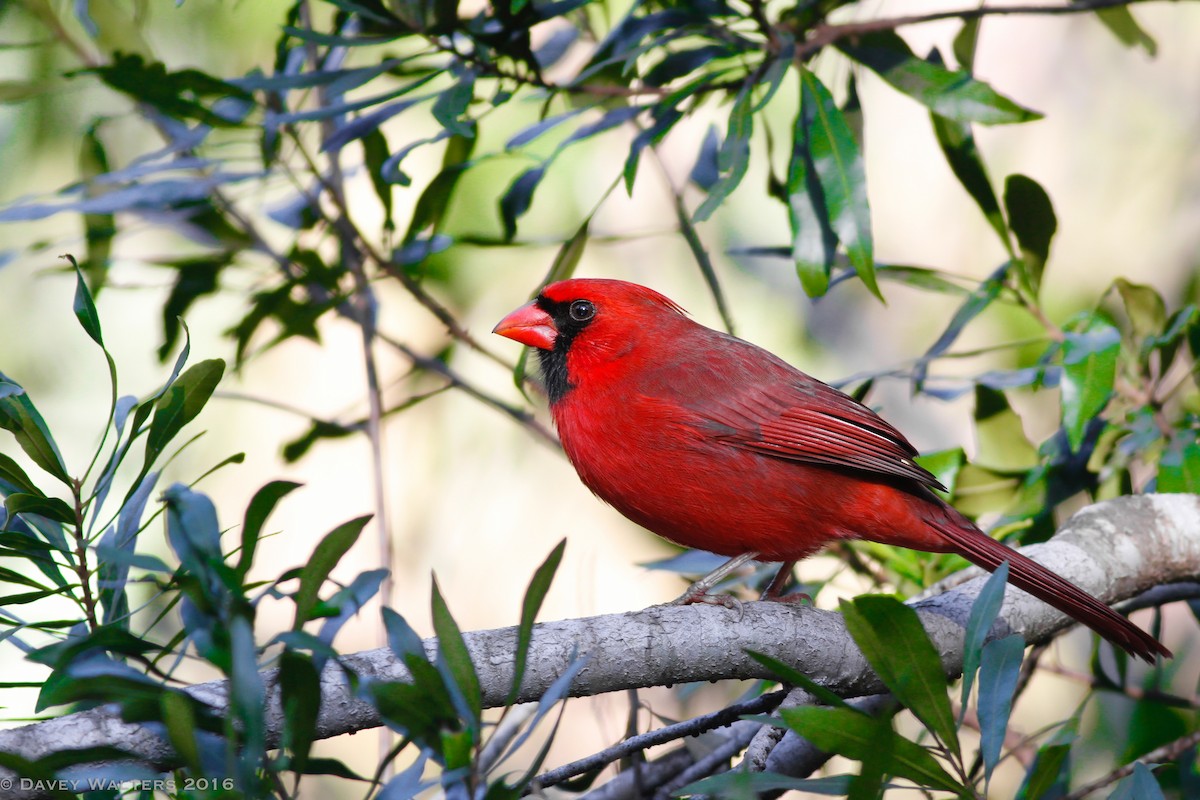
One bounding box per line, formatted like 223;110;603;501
0;0;1198;795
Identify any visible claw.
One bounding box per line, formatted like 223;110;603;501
669;586;744;620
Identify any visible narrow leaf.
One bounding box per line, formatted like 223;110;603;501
960;560;1010;712
508;539;565;705
431;576;482;723
144;359;225;469
237;480;302;580
1004;174;1056;297
799;67;878;300
841;596;959;756
840;31;1041;125
931;114;1010;252
780;706;964;793
293;515;372;628
1060;321;1120;451
68;256;104;346
787;92;837;298
0;376;70;483
977;634;1025;782
499;165;547;241
280;650;321;771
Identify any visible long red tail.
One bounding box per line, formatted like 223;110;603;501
936;522;1170;662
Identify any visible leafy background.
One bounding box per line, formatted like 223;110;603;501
0;0;1198;796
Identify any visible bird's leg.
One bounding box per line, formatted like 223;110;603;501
760;560;812;605
669;551;761;610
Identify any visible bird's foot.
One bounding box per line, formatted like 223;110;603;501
668;586;744;619
761;590;813;606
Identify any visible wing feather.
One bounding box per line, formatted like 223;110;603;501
697;371;945;491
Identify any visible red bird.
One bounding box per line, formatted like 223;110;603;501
493;278;1169;662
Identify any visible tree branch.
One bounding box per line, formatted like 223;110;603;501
0;495;1195;797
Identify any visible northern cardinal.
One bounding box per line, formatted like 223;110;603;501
493;279;1169;661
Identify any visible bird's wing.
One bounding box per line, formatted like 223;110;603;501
694;367;946;492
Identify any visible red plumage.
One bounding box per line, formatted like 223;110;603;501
494;278;1169;662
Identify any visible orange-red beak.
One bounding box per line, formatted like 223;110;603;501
493;301;558;350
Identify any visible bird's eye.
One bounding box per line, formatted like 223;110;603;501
569;300;595;322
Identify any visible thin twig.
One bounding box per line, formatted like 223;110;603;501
533;690;786;790
794;0;1154;60
1061;729;1200;800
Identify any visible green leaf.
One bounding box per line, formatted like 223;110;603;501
841;596;959;757
839;31;1041;125
952;18;981;69
293;515;372;628
1060;321;1120;451
228;614;266;780
383;606;429;664
78;53;252;128
431;576;482;725
362;128;395;228
1108;762;1166;800
405;133;475;242
144;359;225;469
932;114;1010;252
960;560;1010;712
280;649;321;772
0;453;46;497
5;493;75;525
973;386;1040;472
1004;175;1057;297
68;255;104;346
0;376;70;483
432;69;476;138
977;634;1024;782
694;79;754;222
1113;278;1166;344
508;540;565;705
788;90;837;298
1094;6;1157;55
915;264;1007;389
236;480;302;581
499;165;547;241
1158;436;1200;493
1020;740;1073;799
157;256;229;361
779;706;964;794
745;650;848;708
799;67;879;300
915;448;965;496
160;691;203;774
682;771;852;797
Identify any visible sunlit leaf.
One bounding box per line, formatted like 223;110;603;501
1061;320;1120;452
431;577;482;726
840;31;1041;125
293;515;372;628
0;376;70;484
799;67;878;300
144;359;225;470
509;540;564;705
841;596;959;757
779;706;964;793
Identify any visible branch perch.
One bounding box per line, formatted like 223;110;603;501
0;495;1196;797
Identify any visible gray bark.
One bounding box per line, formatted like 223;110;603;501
0;494;1195;797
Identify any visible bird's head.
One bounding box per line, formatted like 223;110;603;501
493;278;688;402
